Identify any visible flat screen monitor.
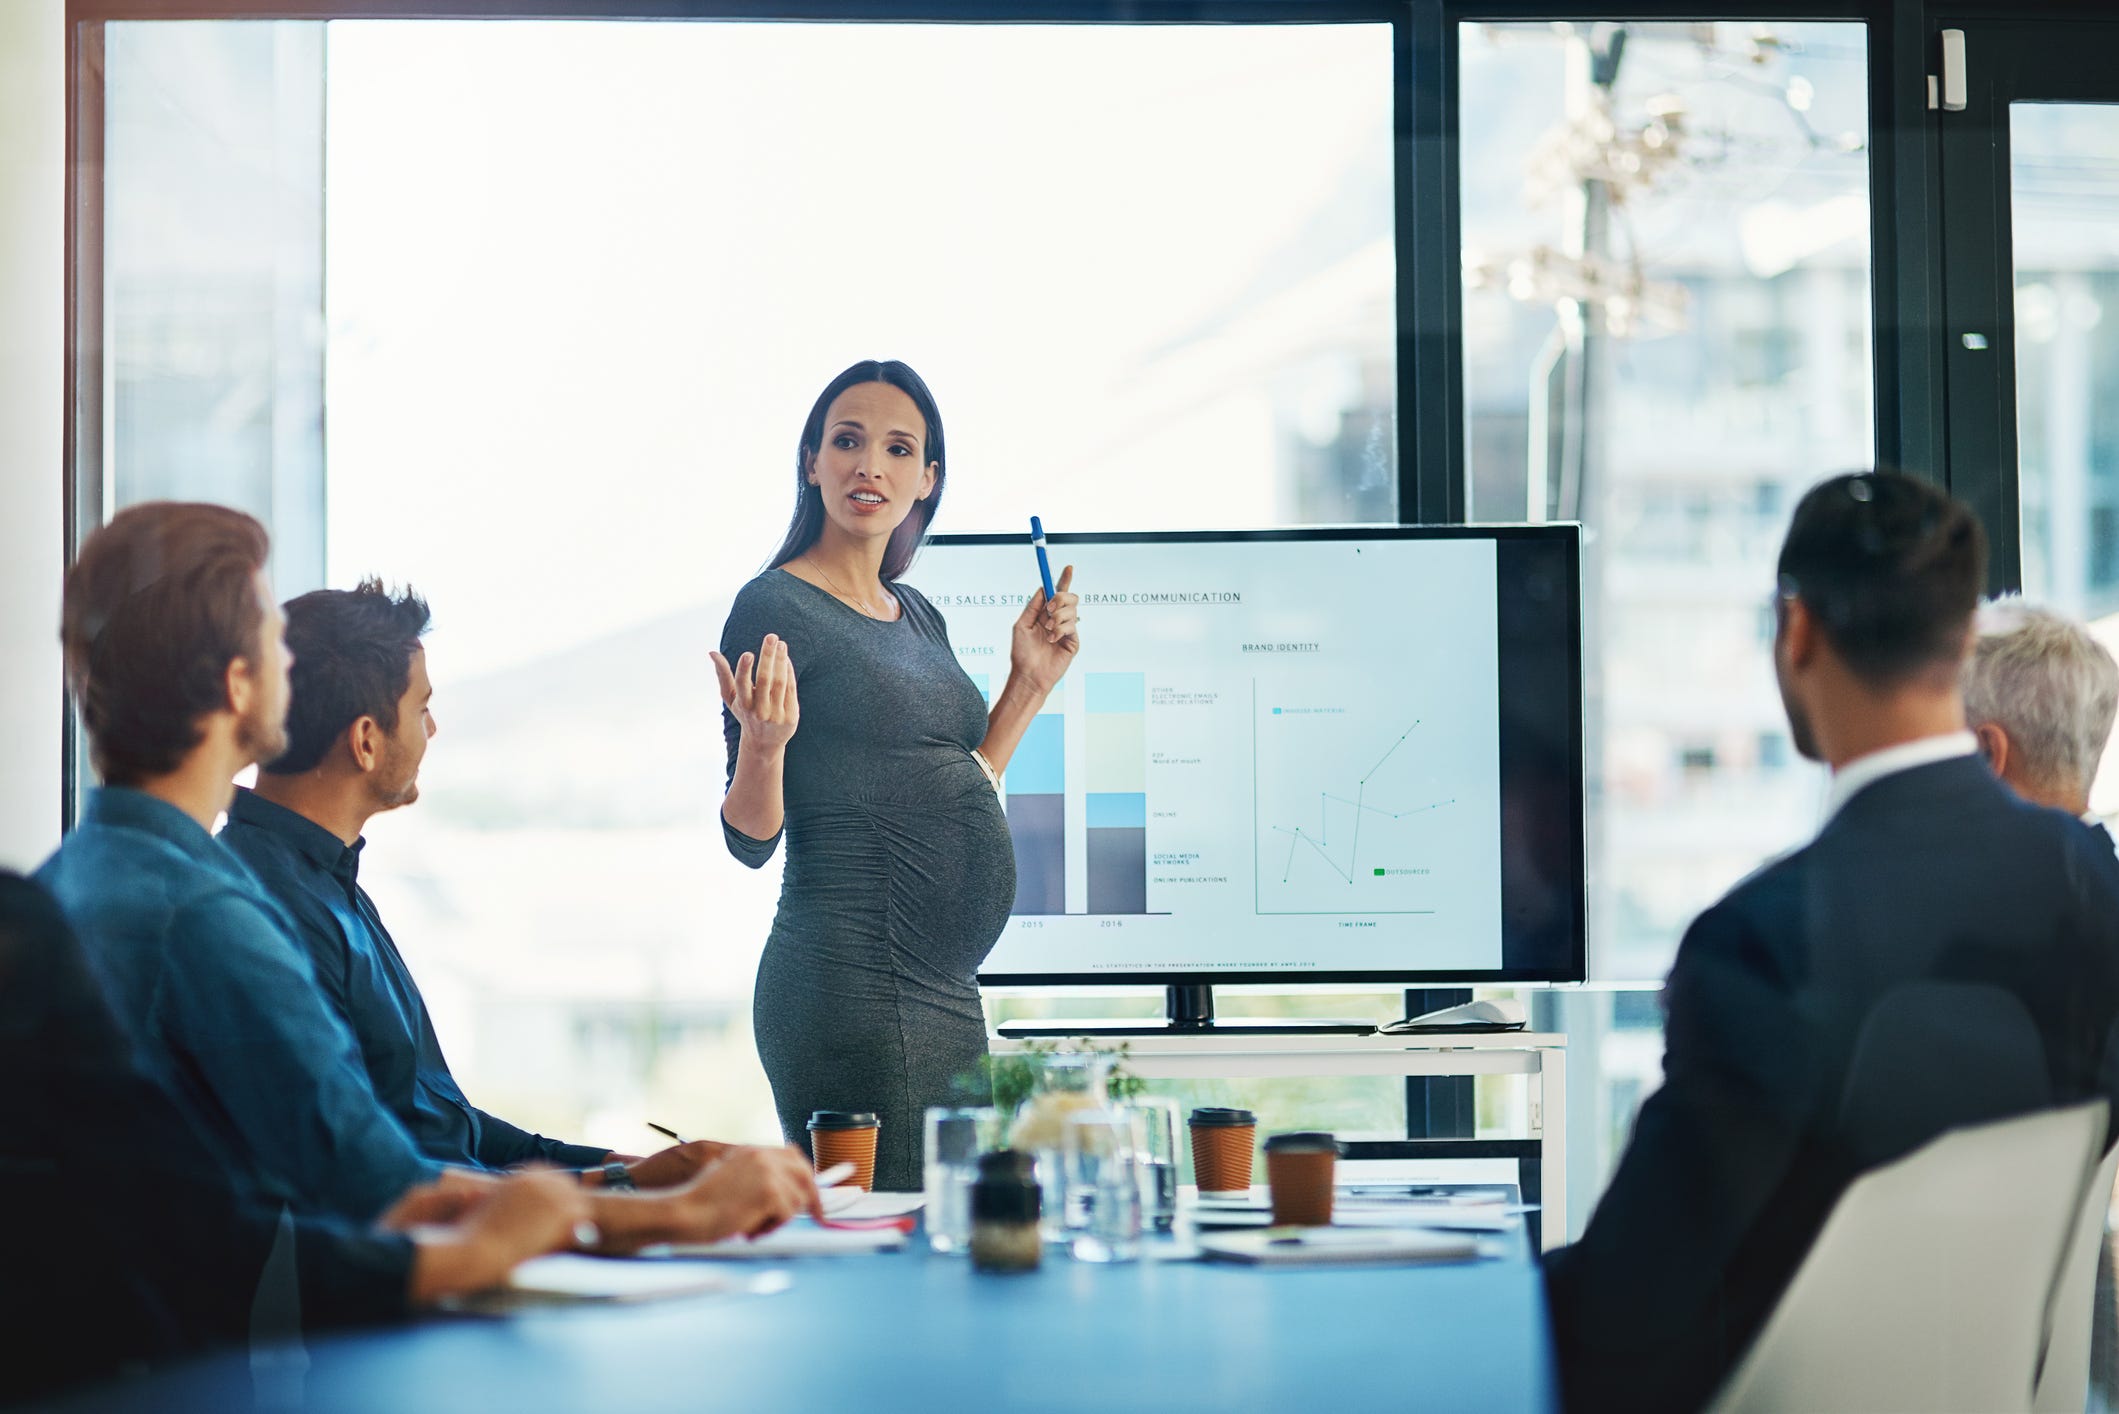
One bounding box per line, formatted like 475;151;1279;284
912;526;1585;988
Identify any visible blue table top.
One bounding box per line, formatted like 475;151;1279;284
54;1233;1557;1413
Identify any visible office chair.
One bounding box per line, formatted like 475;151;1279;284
1711;983;2105;1413
1708;1098;2106;1413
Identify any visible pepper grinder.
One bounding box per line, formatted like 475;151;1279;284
969;1149;1042;1273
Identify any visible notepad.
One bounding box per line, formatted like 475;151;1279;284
439;1255;791;1312
1334;1206;1521;1233
646;1216;908;1259
1197;1227;1484;1267
828;1190;926;1219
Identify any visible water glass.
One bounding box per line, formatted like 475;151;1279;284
924;1105;1003;1254
1124;1097;1183;1233
1063;1109;1144;1263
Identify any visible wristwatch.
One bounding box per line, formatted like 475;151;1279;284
601;1160;637;1192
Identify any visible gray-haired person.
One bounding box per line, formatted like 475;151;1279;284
1963;596;2119;829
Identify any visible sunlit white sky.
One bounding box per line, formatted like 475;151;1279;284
324;21;1393;678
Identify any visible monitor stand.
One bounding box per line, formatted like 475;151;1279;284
994;984;1377;1038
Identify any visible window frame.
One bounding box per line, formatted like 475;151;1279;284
65;2;2012;808
1930;11;2119;596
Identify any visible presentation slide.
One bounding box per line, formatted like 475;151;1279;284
915;535;1507;977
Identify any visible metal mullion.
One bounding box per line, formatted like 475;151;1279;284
1936;23;2023;593
62;13;106;832
1399;0;1458;526
1871;0;1941;481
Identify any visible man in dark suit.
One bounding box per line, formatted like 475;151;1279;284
1543;470;2119;1414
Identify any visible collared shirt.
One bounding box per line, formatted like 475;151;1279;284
34;788;439;1221
1820;730;1980;828
219;788;608;1173
0;871;412;1397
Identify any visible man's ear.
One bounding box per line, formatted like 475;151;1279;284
224;655;255;719
347;716;383;775
1975;721;2010;779
1781;597;1819;672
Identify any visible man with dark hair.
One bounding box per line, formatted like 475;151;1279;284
1543;471;2119;1414
223;580;733;1185
39;503;444;1219
39;503;820;1246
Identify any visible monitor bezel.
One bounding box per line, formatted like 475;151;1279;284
917;522;1588;988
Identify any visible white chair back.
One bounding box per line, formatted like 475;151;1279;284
2033;1136;2119;1413
1710;1099;2107;1414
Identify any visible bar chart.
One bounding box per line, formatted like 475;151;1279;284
996;671;1156;919
1008;713;1066;915
1086;672;1148;913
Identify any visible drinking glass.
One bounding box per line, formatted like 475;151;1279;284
1124;1097;1183;1233
923;1105;1003;1254
1063;1109;1144;1263
1011;1053;1111;1242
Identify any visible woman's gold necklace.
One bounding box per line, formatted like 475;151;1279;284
813;562;895;620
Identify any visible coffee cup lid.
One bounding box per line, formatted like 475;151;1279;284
1264;1131;1340;1153
807;1110;880;1130
1189;1106;1256;1128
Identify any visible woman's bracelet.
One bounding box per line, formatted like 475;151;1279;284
970;748;1001;795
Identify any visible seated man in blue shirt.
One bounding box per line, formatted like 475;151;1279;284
0;868;592;1402
222;577;737;1189
38;501;818;1244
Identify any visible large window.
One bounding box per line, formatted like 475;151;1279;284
2011;105;2119;622
89;10;1979;1242
1458;19;1872;1222
1462;19;1872;981
100;15;1402;1150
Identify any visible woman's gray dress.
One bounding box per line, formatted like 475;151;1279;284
720;570;1016;1190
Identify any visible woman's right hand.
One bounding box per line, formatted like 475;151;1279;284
711;633;800;754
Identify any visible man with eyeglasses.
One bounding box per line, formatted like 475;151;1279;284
1542;471;2119;1414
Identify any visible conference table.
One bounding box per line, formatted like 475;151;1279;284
53;1227;1558;1413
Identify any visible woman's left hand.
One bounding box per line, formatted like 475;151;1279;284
1011;564;1080;693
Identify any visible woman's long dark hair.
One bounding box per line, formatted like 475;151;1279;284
766;360;947;584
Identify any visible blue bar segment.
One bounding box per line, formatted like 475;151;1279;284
1087;672;1146;715
1009;714;1065;794
1086;792;1147;830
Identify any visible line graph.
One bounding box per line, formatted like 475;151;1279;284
1254;695;1458;916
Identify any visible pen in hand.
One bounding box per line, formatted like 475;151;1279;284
647;1121;688;1145
1030;516;1056;601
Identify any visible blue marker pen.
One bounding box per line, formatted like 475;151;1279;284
1030;516;1056;601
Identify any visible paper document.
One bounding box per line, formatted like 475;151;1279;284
825;1190;926;1219
1333;1207;1520;1232
1198;1228;1484;1267
439;1255;790;1312
647;1217;907;1259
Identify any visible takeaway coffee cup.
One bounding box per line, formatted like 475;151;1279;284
807;1111;881;1192
1265;1131;1340;1226
1188;1107;1258;1197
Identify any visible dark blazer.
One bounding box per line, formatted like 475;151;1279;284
1543;756;2119;1414
0;871;412;1405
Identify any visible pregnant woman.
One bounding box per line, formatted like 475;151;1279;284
713;359;1080;1190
